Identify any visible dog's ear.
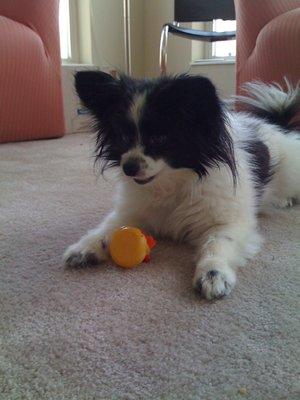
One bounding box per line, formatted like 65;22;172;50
149;75;221;119
144;74;226;143
143;74;237;182
75;71;128;118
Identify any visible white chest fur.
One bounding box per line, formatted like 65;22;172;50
117;165;251;244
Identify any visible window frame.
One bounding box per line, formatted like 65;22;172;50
60;0;80;63
191;20;236;63
211;19;236;59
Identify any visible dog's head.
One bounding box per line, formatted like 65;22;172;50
75;71;236;185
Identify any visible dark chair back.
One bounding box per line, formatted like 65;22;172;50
174;0;235;22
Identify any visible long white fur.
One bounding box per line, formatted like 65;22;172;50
234;78;300;115
64;83;300;300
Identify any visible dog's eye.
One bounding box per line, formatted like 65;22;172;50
120;127;136;146
148;135;166;146
121;132;133;144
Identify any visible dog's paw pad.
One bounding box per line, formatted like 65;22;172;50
195;269;235;300
64;252;100;268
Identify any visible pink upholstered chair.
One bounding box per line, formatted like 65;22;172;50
0;0;65;143
235;0;300;94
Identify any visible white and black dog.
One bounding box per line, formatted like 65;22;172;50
64;72;300;300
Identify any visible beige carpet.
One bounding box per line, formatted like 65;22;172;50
0;133;299;400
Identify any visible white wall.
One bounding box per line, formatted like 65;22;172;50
89;0;125;72
143;0;192;77
190;63;236;98
130;0;145;77
75;0;145;78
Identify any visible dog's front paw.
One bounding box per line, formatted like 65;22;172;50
194;268;236;300
63;238;109;268
64;250;101;268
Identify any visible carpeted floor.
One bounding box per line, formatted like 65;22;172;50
0;133;299;400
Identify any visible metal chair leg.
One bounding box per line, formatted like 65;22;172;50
159;25;169;76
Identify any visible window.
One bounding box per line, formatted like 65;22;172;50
59;0;72;60
212;19;236;58
191;19;236;62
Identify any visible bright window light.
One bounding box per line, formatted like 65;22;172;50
212;19;236;58
59;0;71;60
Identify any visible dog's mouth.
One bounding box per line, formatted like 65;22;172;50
133;175;156;185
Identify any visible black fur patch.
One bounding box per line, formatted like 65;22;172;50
243;140;273;198
243;103;300;131
139;75;237;182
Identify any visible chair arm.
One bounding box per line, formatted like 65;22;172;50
0;0;61;64
234;0;300;62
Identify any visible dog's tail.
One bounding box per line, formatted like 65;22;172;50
235;78;300;131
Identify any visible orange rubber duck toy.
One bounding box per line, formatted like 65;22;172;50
109;226;156;268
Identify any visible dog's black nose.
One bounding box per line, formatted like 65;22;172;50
123;160;140;176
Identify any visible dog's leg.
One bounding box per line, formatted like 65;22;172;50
63;211;141;267
193;223;261;300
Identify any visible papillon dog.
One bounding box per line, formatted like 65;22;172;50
64;72;300;300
